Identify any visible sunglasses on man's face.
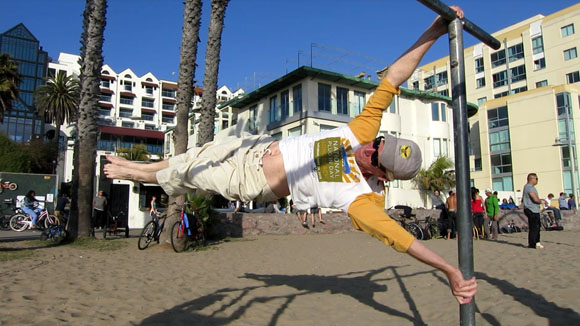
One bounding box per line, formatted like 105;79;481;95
370;136;385;172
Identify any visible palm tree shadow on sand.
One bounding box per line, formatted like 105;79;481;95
140;265;443;326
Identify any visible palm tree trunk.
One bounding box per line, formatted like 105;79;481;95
198;0;230;146
163;0;203;245
75;0;107;238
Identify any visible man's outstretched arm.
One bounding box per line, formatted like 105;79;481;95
406;239;477;304
349;6;464;144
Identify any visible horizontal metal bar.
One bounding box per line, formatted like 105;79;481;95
417;0;501;49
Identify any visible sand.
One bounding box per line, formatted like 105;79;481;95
1;230;580;326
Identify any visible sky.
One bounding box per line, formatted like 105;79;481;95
2;0;579;92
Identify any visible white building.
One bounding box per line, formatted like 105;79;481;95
48;53;242;228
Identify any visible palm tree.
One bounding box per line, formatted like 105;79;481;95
71;0;107;238
174;0;202;156
412;156;456;207
0;53;22;122
35;72;80;147
117;144;150;161
198;0;230;146
163;0;203;245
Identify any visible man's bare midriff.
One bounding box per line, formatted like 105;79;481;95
262;141;290;198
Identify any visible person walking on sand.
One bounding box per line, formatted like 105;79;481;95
104;6;476;305
308;206;325;228
523;173;543;249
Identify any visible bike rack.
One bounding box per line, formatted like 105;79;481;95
416;1;500;324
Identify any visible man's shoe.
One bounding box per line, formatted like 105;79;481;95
536;242;544;249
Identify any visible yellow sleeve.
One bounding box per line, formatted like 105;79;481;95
348;78;401;145
347;192;415;253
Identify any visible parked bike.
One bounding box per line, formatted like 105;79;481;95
171;201;206;253
0;179;18;194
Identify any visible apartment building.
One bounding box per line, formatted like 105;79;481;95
174;66;477;209
49;53;242;228
408;3;580;202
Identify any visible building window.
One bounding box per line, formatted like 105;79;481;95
122;121;134;128
536;80;548;88
477;97;487;106
534;58;546;70
162;89;176;98
424;76;434;90
489;129;510;152
292;84;302;113
162;103;175;111
475;57;484;73
507;43;524;62
388;99;396;114
476;77;486;88
318;83;331;112
353;91;365;116
269;96;278;122
491;153;512;174
141;112;154;121
436;71;448;86
412;81;419;90
431;103;446;122
100;94;112;102
288;126;302;137
144;124;156;130
564;47;578;61
101;79;110;88
493;86;528;99
532;36;544;54
280;90;289;119
144;86;154;95
142;98;154;108
162;114;174;124
491;50;506;67
492;70;508;88
120;96;133;105
492;176;513;191
433;138;448;157
336;87;349;115
437;89;449;97
248;105;257;133
123;81;132;91
99;108;111;116
561;24;575;37
510;65;526;83
567;71;580;84
474;158;482;171
487;106;508;129
119;108;133;118
271;132;282;140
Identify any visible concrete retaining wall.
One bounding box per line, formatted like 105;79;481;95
212;208;579;238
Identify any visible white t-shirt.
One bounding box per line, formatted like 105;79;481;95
279;125;384;211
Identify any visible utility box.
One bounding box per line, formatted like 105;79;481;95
0;172;58;212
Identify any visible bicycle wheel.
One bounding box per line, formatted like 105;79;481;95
171;221;189;253
407;223;424;240
138;221;157;250
43;215;60;229
193;220;206;249
540;216;551;231
9;214;29;232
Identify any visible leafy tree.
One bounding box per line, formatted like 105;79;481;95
412;156;456;207
35;72;80;147
117;144;150;161
0;53;22;122
0;133;57;173
198;0;230;145
0;132;29;172
71;0;108;239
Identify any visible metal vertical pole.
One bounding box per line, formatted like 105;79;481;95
448;18;475;325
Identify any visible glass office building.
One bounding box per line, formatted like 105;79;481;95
0;23;47;142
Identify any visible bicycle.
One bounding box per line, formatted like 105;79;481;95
138;211;169;250
170;201;206;253
9;207;59;232
393;205;423;240
40;215;68;243
103;211;129;238
419;215;443;240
